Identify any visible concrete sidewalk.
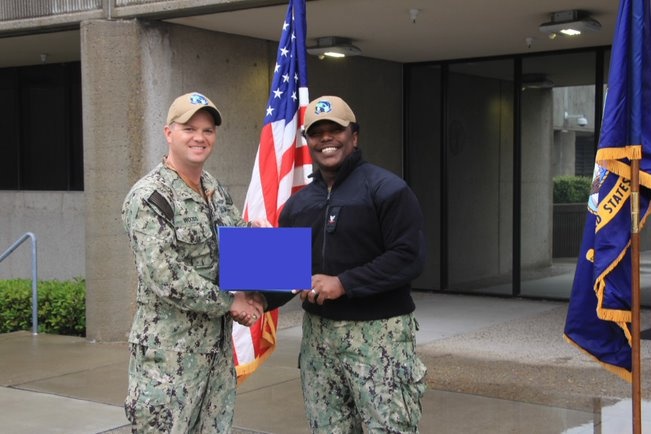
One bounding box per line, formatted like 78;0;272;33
0;292;650;433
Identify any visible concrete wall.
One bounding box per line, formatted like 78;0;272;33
552;130;577;177
0;192;85;279
78;19;402;341
521;88;554;269
551;86;595;178
553;85;595;132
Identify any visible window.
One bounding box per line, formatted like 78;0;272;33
405;47;609;299
0;62;83;190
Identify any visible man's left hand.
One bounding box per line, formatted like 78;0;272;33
249;219;273;228
300;274;345;305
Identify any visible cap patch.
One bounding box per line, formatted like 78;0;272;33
315;100;333;115
189;93;210;106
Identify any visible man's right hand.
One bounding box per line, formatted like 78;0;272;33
230;292;264;326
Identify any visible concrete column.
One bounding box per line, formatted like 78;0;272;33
81;19;145;341
521;89;554;269
552;129;577;177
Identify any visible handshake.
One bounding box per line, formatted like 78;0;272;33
229;292;266;327
229;217;272;326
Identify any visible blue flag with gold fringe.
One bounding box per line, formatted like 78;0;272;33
564;0;651;382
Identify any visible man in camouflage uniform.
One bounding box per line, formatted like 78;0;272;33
122;92;267;433
265;95;428;433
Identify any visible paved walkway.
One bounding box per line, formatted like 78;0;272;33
0;291;650;433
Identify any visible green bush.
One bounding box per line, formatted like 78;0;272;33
0;278;85;336
553;176;592;204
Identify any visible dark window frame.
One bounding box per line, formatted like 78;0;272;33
0;61;83;191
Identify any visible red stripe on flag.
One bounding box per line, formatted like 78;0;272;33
279;139;299;181
249;319;263;357
257;124;281;225
294;143;311;167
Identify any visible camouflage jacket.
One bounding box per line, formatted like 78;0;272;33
122;161;247;353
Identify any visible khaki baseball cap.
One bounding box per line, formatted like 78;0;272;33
304;96;356;134
167;92;222;126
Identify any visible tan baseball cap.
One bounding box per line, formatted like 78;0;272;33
304;96;356;134
167;92;222;126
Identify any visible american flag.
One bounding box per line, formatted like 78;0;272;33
234;0;310;382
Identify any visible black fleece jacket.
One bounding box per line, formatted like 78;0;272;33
264;149;426;321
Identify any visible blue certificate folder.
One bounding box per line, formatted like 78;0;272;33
218;227;311;291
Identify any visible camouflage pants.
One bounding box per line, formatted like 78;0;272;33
300;313;427;434
124;343;236;434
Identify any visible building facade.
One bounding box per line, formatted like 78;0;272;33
1;0;637;342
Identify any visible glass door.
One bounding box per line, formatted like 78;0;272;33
520;51;597;298
406;64;442;291
445;59;514;294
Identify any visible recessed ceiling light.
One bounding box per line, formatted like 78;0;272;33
307;37;362;58
539;10;601;37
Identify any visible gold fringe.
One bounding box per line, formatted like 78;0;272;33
596;144;651;189
235;311;278;385
596;145;642;162
599;160;631;180
593;174;651;326
260;311;278;347
622;322;633;343
236;343;276;385
594;243;632;323
563;334;632;383
596;305;632;323
600;160;651;189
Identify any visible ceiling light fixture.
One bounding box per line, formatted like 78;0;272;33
522;73;554;90
539;10;601;37
306;37;362;59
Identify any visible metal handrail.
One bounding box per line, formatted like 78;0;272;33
0;233;38;335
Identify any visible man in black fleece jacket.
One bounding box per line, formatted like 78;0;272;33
265;95;427;434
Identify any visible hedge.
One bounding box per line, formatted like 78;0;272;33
0;278;85;336
553;176;592;204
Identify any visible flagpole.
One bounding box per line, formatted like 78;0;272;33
630;158;641;434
